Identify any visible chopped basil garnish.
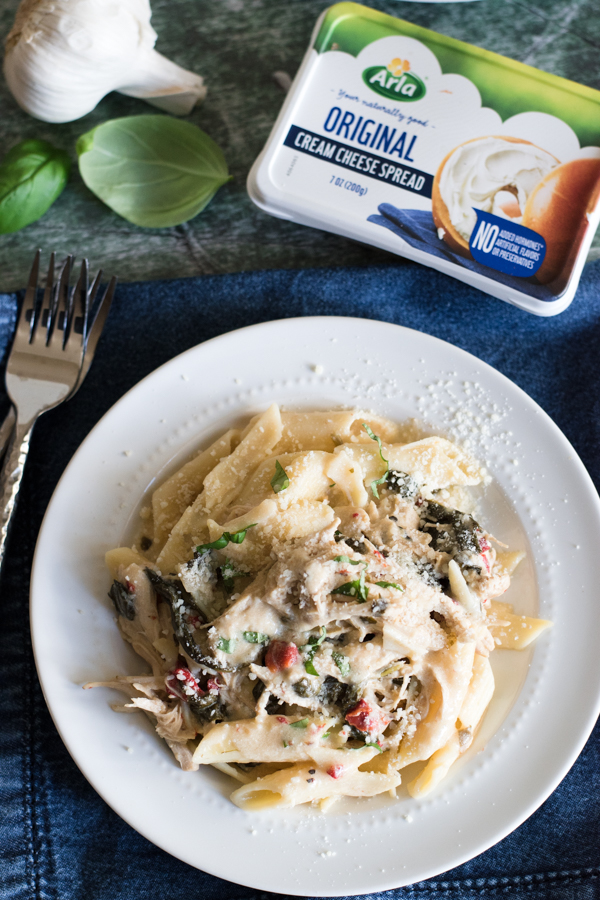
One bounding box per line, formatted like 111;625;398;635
220;559;246;591
283;740;288;747
271;460;289;493
217;637;236;653
290;718;309;728
332;651;351;676
229;525;256;544
243;631;270;644
375;580;404;592
196;524;256;553
303;626;327;676
333;555;362;565
331;567;368;602
364;741;383;753
363;423;389;498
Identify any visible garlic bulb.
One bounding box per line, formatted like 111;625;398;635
4;0;206;123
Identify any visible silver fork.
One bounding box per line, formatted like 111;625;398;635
0;255;115;461
0;250;117;569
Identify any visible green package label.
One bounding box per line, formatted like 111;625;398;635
249;2;600;314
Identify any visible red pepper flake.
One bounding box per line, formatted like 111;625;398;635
125;580;136;594
327;764;344;779
276;716;288;724
206;677;221;692
265;640;299;673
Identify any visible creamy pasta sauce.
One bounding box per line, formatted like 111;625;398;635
87;406;550;810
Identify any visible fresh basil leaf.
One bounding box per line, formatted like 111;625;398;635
290;718;309;728
332;652;351;676
196;525;256;554
363;423;389;499
243;631;270;644
331;581;359;597
217;637;236;653
0;139;70;235
271;460;289;493
333;555;362;565
304;658;319;676
364;741;383;753
376;581;404;592
77;115;231;228
331;568;368;602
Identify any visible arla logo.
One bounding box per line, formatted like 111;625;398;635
362;57;426;102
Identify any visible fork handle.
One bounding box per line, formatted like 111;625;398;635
0;418;35;571
0;405;16;465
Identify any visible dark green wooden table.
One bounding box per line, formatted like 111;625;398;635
0;0;598;290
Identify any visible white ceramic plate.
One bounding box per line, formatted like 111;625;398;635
31;317;600;896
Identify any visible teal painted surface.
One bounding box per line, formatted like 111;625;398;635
0;0;598;290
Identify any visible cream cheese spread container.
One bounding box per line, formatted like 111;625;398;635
248;2;600;315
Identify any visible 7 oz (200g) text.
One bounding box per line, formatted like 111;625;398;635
330;174;368;197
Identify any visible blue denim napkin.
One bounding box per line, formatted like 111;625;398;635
1;261;599;900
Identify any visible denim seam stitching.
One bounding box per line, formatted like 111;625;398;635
406;869;600;893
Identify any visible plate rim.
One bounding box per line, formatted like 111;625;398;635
30;314;600;894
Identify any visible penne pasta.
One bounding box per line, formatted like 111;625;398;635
90;405;551;810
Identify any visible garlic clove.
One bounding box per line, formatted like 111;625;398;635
3;0;206;123
118;48;206;116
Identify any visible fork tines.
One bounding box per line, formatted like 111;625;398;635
23;251;108;350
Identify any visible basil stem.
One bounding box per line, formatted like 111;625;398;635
363;423;389;498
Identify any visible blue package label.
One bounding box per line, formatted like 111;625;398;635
469;210;546;278
283;125;433;198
